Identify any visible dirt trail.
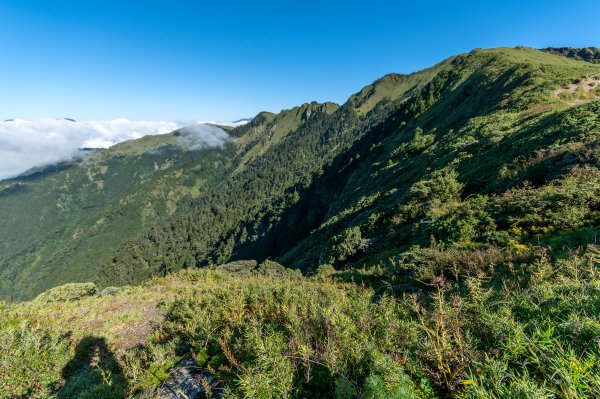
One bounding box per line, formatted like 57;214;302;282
555;76;600;97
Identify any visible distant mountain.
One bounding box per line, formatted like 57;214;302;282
541;46;600;63
0;129;234;300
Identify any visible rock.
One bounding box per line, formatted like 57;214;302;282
154;359;221;399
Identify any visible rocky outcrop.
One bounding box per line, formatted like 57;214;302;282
154;359;221;399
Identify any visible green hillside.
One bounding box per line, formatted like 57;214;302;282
0;129;236;300
1;250;598;398
1;46;600;398
2;47;600;301
100;47;600;287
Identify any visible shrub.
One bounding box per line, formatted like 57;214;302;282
495;166;600;237
407;128;436;154
329;226;363;263
396;244;518;285
409;170;463;212
410;287;474;392
430;197;496;247
256;259;288;276
34;282;98;303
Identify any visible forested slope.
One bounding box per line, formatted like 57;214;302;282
101;47;600;288
0;128;235;300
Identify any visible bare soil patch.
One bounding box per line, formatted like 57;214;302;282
555;76;600;101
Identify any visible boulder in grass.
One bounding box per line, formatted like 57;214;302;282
155;359;221;399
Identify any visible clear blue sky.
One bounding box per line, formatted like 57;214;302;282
0;0;598;121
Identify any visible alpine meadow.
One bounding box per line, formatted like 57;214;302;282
1;39;600;399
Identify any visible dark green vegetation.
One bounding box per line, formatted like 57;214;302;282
0;47;600;398
102;47;600;286
0;129;236;300
542;47;600;64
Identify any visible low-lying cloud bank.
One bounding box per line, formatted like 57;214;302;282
0;118;240;180
176;124;232;151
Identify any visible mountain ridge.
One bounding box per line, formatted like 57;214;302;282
0;46;599;301
541;46;600;63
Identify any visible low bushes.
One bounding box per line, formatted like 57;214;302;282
1;246;598;398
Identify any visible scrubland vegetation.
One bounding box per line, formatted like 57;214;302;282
1;248;598;398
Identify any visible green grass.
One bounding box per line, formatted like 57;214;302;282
1;246;598;398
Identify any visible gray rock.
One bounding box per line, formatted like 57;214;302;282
154;359;221;399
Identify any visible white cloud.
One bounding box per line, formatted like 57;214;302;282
0;118;236;180
177;124;232;151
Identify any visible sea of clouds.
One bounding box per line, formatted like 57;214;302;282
0;118;241;180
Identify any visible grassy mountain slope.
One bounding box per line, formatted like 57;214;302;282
1;46;600;398
281;47;600;269
101;47;600;286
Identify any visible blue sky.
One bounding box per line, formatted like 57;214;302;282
0;0;598;121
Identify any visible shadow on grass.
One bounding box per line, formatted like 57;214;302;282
55;336;128;399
